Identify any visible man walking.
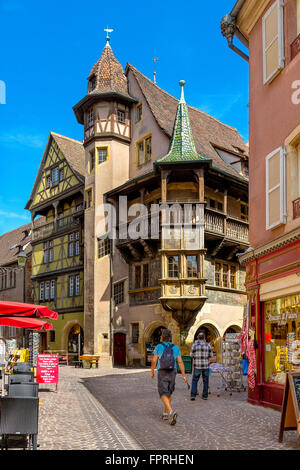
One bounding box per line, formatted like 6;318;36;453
190;331;214;401
150;328;188;425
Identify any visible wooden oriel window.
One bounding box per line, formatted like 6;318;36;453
168;256;179;278
143;263;149;287
135;265;141;288
215;261;237;289
187;255;198;278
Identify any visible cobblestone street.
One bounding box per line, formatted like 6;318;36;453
36;365;300;451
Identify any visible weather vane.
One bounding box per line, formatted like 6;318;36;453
104;26;114;45
153;57;159;84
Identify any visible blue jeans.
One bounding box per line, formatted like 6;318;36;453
191;368;209;398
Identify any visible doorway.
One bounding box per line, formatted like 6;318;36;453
68;325;84;363
113;333;126;366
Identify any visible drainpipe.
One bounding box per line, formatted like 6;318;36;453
105;198;115;362
221;0;249;62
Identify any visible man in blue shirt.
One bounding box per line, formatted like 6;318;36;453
150;328;188;425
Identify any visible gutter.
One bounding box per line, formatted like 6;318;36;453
221;0;249;62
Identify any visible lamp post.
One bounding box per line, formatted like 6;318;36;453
17;249;27;303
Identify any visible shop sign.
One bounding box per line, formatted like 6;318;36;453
36;354;59;386
265;295;300;325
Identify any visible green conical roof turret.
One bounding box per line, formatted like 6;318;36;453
157;81;209;164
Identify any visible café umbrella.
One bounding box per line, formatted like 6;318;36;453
0;316;54;330
0;301;58;320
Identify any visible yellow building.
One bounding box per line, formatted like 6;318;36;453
25;132;85;359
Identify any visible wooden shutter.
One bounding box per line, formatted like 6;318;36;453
266;147;286;230
262;0;284;84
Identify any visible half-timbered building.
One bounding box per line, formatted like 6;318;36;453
25;132;85;358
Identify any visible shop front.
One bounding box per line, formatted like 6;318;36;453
242;238;300;410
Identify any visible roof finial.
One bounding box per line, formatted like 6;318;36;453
179;80;186;103
153;57;159;84
104;26;114;46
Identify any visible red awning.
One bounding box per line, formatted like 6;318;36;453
0;301;58;319
0;316;53;330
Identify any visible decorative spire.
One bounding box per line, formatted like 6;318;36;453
104;26;113;47
157;81;208;163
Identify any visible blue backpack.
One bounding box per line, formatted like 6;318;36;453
160;343;175;370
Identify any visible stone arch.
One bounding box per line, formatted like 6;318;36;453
61;319;83;352
222;322;242;338
143;320;168;344
188;319;222;362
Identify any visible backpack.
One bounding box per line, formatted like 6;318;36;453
159;343;175;370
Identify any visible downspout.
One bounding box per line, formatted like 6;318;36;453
221;0;249;62
106;197;115;362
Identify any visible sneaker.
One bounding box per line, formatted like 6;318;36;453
190;397;195;401
169;411;177;426
161;413;169;420
202;396;208;400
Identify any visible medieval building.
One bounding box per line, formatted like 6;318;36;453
70;35;249;366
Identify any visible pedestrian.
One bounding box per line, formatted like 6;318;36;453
150;328;188;425
190;331;215;401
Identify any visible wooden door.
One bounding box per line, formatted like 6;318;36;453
113;333;126;366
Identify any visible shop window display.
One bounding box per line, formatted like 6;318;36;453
264;295;300;385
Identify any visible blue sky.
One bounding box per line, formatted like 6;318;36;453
0;0;249;236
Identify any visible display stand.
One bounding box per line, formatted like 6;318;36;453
220;333;246;393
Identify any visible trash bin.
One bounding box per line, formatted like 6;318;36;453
176;355;192;373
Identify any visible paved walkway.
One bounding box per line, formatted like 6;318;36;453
34;366;300;450
38;366;144;450
84;370;300;451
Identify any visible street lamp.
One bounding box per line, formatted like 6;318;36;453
17;249;27;304
17;249;27;268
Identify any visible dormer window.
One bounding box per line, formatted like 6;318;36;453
89;76;96;92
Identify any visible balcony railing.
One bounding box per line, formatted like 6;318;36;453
291;33;300;61
204;209;249;244
32;213;80;242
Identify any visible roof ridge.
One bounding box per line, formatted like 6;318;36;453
127;64;242;135
50;132;83;145
0;222;31;240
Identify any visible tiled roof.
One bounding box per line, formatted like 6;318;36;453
157;81;210;164
0;218;44;266
51;133;85;181
88;43;131;99
127;64;248;180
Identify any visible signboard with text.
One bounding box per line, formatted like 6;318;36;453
36;354;59;385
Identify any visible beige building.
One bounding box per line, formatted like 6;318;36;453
72;35;250;366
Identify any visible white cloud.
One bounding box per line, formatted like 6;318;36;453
0;131;45;149
0;209;30;221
